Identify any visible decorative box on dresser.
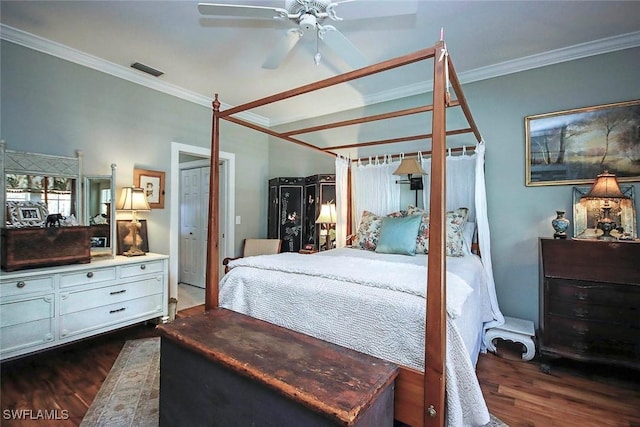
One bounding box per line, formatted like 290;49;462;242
0;253;168;361
539;238;640;370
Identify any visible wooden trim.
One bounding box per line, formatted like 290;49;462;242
424;40;447;427
223;116;335;157
205;95;221;311
447;55;482;143
281;105;437;137
328;128;474;153
218;47;436;118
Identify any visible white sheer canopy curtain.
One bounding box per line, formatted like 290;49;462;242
420;144;504;333
335;155;349;248
421;148;476;221
352;156;401;227
474;142;504;330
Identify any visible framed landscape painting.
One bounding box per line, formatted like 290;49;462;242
525;100;640;186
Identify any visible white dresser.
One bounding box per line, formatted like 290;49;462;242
0;253;168;361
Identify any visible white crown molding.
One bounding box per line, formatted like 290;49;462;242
458;30;640;85
0;24;270;127
3;23;639;127
361;30;640;110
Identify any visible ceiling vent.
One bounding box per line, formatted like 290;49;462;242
131;62;164;77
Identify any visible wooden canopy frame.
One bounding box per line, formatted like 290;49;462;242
204;39;482;427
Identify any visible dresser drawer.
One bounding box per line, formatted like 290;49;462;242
545;315;639;361
546;279;640;307
547;299;640;326
60;294;163;338
60;276;163;315
1;318;55;356
1;294;54;328
120;260;164;279
60;267;116;288
0;295;55;356
0;276;54;298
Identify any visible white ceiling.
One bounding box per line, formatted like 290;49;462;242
2;0;640;130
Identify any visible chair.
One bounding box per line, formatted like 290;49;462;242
222;239;281;273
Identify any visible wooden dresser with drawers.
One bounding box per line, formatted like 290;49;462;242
539;238;640;370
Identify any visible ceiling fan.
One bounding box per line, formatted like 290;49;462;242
198;0;415;70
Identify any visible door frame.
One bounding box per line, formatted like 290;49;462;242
169;142;235;300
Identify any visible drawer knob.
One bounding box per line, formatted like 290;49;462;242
575;291;588;300
140;265;146;270
16;281;26;288
110;307;126;314
573;307;589;317
110;289;127;295
87;272;94;278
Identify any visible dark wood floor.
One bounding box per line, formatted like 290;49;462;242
1;305;639;426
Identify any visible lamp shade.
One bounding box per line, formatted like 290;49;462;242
392;158;427;176
584;171;627;199
315;203;337;224
116;187;151;211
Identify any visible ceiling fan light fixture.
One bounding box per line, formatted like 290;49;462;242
299;13;317;31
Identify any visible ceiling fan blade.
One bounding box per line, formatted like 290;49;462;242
319;25;368;69
329;0;418;21
262;29;303;69
198;3;288;19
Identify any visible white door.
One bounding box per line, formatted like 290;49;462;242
180;168;203;287
179;164;224;288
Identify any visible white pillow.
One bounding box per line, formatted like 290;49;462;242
463;222;475;255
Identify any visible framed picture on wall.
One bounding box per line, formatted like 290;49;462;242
134;168;165;209
525;99;640;186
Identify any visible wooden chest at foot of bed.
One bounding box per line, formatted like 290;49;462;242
1;226;91;272
157;308;399;427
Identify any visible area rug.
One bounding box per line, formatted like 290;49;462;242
81;337;508;427
80;338;160;427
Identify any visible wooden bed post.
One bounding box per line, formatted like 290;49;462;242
205;94;221;311
424;40;447;427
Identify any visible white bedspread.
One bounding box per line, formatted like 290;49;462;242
220;248;491;426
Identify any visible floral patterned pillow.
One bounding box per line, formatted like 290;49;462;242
407;206;469;256
353;210;407;251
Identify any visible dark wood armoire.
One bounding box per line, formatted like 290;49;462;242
268;175;335;252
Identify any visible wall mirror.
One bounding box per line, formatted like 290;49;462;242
84;164;117;258
1;142;82;228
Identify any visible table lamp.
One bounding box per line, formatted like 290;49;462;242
116;186;150;256
315;203;336;251
582;171;628;240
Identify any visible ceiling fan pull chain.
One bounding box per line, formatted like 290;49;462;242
314;31;322;65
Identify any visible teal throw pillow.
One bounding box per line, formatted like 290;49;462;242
375;215;422;256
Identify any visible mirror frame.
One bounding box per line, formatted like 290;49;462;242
84;164;117;258
1;141;82;227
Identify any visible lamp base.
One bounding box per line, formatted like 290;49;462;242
123;246;146;257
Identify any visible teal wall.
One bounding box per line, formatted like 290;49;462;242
467;47;640;325
2;38;639;326
0;40;271;260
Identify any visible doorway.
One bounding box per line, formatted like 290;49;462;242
170;142;235;302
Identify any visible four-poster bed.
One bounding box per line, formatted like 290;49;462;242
204;39;500;427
